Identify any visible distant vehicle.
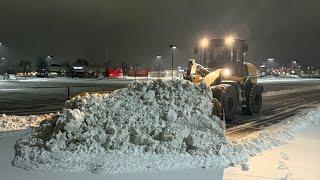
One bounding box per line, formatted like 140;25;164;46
3;74;17;80
49;72;59;78
106;68;123;78
0;75;3;80
271;68;280;76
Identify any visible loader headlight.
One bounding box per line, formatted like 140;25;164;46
222;69;231;77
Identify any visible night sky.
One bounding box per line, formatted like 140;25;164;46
0;0;319;68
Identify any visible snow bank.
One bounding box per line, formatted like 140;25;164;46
0;114;53;132
13;80;238;174
263;86;320;97
258;77;320;83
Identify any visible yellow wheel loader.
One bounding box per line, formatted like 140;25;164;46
186;37;263;122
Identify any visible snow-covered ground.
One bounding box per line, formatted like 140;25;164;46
224;127;320;180
0;78;319;179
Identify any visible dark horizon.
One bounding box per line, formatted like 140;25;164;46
0;0;319;68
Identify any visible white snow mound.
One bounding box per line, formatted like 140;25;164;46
13;79;235;174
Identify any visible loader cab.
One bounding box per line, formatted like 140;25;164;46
204;38;248;77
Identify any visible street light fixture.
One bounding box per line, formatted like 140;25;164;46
169;45;176;79
200;38;209;48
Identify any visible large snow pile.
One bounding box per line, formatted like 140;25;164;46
13;80;241;174
0;114;53;132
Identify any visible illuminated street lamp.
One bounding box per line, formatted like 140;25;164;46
225;35;235;61
169;45;176;79
200;38;209;65
200;38;209;48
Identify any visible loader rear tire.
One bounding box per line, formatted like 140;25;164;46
242;84;262;115
212;84;238;123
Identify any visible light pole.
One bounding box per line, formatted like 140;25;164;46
169;45;176;79
0;57;5;75
0;42;3;74
156;55;162;78
47;56;52;77
200;38;209;66
0;41;4;74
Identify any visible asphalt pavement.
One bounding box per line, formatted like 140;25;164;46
0;78;319;116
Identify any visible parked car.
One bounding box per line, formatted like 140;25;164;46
3;74;17;80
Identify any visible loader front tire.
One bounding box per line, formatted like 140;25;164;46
212;84;238;123
242;84;262;115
